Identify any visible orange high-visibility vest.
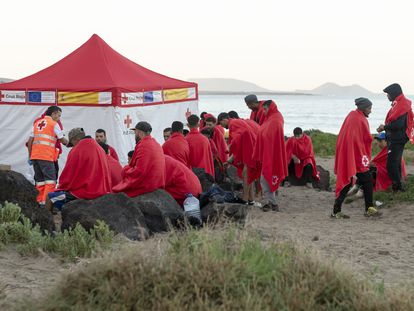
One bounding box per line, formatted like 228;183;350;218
30;116;59;161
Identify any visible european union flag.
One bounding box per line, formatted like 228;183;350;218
143;92;153;103
28;91;42;103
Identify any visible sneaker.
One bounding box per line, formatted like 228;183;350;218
262;204;272;212
271;204;280;212
248;200;255;206
330;212;350;219
305;182;313;189
365;206;382;217
284;181;291;187
375;200;384;208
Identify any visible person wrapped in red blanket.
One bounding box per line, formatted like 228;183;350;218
200;128;225;183
164;155;202;206
46;128;111;211
98;142;123;186
218;112;260;204
371;132;407;191
285;127;319;188
163;121;191;167
203;114;228;163
376;83;413;192
113;122;165;197
245;94;266;125
333;98;380;219
253;100;287;212
186;115;215;179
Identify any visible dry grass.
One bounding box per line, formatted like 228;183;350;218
21;228;414;311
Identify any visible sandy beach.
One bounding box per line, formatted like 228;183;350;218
1;157;414;308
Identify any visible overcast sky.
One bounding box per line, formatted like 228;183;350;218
1;0;413;93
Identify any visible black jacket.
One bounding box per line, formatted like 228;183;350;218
385;113;408;144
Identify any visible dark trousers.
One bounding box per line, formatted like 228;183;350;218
387;143;405;189
288;161;313;184
334;171;373;213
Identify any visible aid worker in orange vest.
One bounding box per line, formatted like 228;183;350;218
27;106;68;207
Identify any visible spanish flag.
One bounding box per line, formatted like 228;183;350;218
58;92;112;105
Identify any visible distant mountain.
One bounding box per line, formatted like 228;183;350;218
0;78;13;84
297;82;376;97
190;78;273;94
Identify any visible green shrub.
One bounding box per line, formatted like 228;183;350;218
0;203;114;261
24;228;414;311
374;175;414;205
306;129;338;157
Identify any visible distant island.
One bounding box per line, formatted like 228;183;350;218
190;78;379;97
0;78;14;84
189;78;310;95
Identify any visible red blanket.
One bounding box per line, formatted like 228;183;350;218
164;155;202;206
107;155;122;186
108;145;119;161
113;136;165;197
229;119;260;183
372;147;407;191
186;128;215;178
249;101;266;125
58;138;111;199
334;109;372;197
162;132;190;167
212;126;228;163
285;135;319;180
253;101;287;191
385;94;414;144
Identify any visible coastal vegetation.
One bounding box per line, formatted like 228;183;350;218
22;228;414;311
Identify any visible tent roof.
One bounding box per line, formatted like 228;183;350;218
0;34;196;92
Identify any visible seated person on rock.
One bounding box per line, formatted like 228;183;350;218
113;121;165;197
46;128;112;211
99;142;123;186
285;127;319;188
164;155;202;206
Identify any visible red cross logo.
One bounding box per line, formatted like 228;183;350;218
0;91;4;100
37;120;47;131
272;175;279;186
185;108;192;119
362;155;369;167
124;115;132;128
121;96;128;104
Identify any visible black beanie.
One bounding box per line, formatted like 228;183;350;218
383;83;402;101
355;97;372;110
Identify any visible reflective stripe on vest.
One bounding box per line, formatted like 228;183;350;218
31;116;58;161
33;141;56;148
34;134;57;142
45;180;56;184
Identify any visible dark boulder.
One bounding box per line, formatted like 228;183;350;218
201;202;248;225
192;168;214;192
130;190;185;233
62;193;150;240
0;170;54;232
312;165;331;191
286;165;331;191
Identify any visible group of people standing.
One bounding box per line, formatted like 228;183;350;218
26;82;413;220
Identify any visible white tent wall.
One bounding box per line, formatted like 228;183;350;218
0;100;198;182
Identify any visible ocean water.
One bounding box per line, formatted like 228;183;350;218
198;94;394;135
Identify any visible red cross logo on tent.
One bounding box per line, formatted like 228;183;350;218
37;120;47;131
124;115;132;128
185;108;192;119
0;91;4;100
272;175;279;186
362;155;369;167
121;96;128;104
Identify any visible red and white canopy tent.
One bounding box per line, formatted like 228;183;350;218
0;34;198;179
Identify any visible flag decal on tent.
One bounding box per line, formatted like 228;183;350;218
28;91;56;104
58;92;112;105
0;90;26;103
163;88;197;102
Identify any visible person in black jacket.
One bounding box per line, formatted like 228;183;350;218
377;83;413;192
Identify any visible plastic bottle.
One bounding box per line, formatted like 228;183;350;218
183;193;202;225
